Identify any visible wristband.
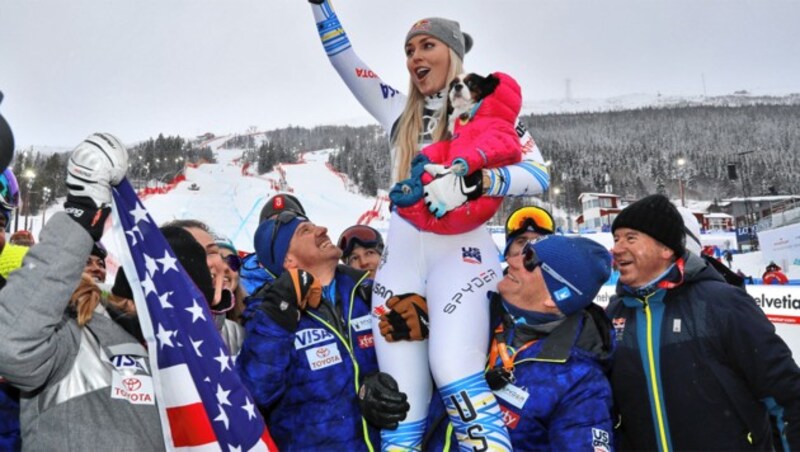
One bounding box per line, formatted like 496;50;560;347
450;158;469;177
484;168;507;196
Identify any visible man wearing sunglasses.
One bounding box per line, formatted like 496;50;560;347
423;234;614;450
237;211;409;450
239;193;307;295
607;194;800;450
503;205;556;258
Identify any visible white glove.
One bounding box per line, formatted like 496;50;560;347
423;170;479;219
66;133;129;207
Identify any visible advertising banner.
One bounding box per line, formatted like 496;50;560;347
757;222;800;268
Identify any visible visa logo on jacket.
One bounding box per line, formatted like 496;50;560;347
294;328;334;350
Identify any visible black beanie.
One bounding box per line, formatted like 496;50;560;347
612;194;685;257
160;226;215;305
111;268;133;300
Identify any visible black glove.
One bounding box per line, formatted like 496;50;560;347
358;372;410;430
259;268;321;332
379;293;429;342
64;195;111;242
308;0;324;4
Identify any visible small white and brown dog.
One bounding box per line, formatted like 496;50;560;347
447;72;500;134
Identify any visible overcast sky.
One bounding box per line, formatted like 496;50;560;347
2;0;799;147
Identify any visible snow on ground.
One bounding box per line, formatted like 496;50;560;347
29;146;798;283
139;147;379;253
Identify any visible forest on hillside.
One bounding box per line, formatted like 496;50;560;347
322;103;800;220
16;103;800;224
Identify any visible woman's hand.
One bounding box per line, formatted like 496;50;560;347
422;165;483;218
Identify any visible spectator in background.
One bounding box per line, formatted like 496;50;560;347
503;205;555;258
608;194;800;450
84;242;108;284
240;193;306;295
162;219;244;354
337;224;384;279
763;262;790;285
216;234;247;323
8;230;34;247
161;219;229;306
724;249;733;268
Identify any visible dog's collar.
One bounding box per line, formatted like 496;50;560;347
458;99;483;126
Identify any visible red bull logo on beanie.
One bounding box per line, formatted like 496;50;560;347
410;19;432;32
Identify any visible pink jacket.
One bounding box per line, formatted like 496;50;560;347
398;72;522;234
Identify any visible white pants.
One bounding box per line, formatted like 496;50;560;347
373;211;504;448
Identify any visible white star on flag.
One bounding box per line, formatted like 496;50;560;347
144;254;159;277
141;275;157;297
214;404;230;430
125;226;142;246
242;398;257;421
156;323;176;349
158;291;174;309
191;338;204;357
129;203;149;225
157;250;179;274
185;299;206;323
214;348;231;373
216;384;232;406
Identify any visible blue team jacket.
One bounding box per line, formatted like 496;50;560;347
237;265;379;451
239;253;274;296
426;300;615;451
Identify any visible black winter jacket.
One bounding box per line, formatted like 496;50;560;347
607;253;800;451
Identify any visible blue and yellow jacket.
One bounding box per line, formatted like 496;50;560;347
425;296;615;451
607;252;800;451
236;265;379;451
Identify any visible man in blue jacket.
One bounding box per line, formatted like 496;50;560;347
237;211;408;450
607;194;800;450
422;235;615;450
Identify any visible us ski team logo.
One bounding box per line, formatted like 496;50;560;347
462;247;482;264
613;317;626;341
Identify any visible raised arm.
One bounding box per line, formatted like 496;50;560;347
309;0;407;132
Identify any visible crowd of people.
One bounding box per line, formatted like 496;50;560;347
1;1;800;451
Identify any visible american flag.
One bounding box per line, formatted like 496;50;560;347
111;179;276;451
